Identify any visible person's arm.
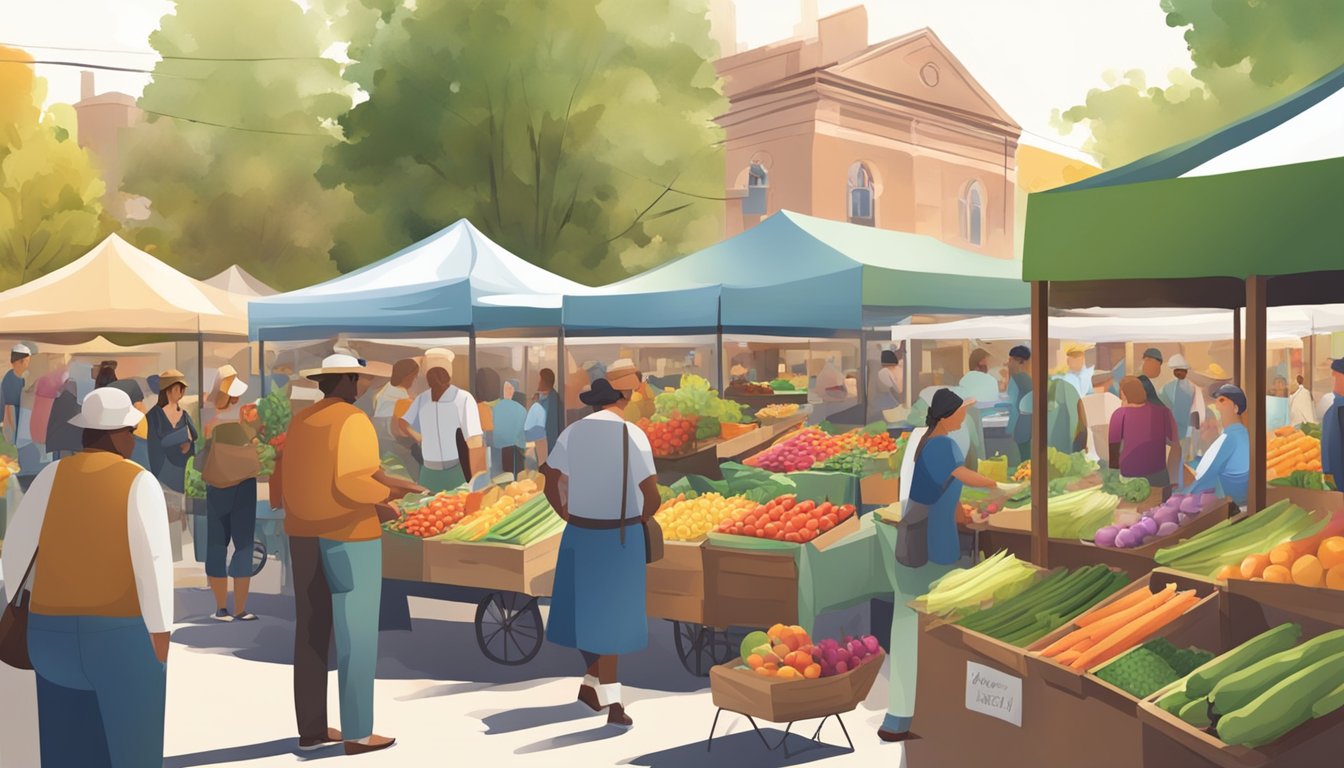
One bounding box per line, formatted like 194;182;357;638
952;465;997;488
334;414;394;507
127;472;173;662
0;463;56;590
1191;387;1202;430
400;394;424;443
373;469;425;498
1188;437;1231;496
1108;409;1123;469
540;462;568;520
639;476;660;521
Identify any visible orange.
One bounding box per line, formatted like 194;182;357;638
767;623;786;639
1319;537;1344;571
1326;565;1344;591
746;654;765;669
754;666;773;677
1262;564;1293;584
1240;554;1270;580
1216;564;1242;582
1291;555;1325;588
804;663;821;679
772;644;790;660
776;666;799;680
1268;543;1296;567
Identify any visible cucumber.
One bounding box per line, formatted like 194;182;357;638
1211;629;1344;715
1158;687;1194;715
1178;697;1212;728
1217;651;1344;747
1184;623;1302;698
1313;682;1344;719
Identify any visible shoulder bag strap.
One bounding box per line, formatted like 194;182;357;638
9;548;38;609
619;422;629;546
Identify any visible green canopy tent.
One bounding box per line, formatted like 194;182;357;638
1021;64;1344;564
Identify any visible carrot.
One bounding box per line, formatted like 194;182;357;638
1070;591;1199;670
1274;426;1298;437
1056;650;1083;665
1074;587;1151;627
1042;585;1175;657
1072;638;1096;653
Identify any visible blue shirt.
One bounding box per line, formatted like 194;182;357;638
2;370;23;444
1007;372;1032;444
909;435;965;565
1323;400;1344;486
1188;423;1249;505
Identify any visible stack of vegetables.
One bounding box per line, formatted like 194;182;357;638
919;551;1039;617
1099;468;1152;503
653;374;747;441
1037;582;1202;670
1095;490;1217;550
386;491;471;538
1096;638;1215;698
955;564;1129;647
1218;512;1344;589
1266;425;1322;481
253;387;292;477
655;492;760;541
1155;623;1344;747
479;494;564;545
1047;487;1121;539
1155;501;1330;578
437;479;542;542
745;425;900;473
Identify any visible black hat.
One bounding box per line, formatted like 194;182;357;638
1009;345;1031;361
1332;358;1344;375
880;349;900;365
927;388;965;426
1212;384;1247;415
579;378;626;407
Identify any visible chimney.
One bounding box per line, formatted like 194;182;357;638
818;6;869;64
795;0;819;38
80;70;95;101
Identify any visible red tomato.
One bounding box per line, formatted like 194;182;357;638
805;518;819;531
819;514;837;531
763;523;780;538
743;526;757;537
799;528;816;542
785;532;802;543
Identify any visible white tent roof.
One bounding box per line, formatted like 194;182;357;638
206;265;277;298
892;308;1316;344
0;234;247;340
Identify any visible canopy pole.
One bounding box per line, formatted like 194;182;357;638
858;329;869;425
557;329;567;428
196;333;206;426
1233;309;1243;386
468;333;477;393
716;329;725;395
1245;277;1267;514
259;339;268;398
1030;281;1050;567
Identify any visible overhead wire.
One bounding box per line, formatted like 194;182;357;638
0;41;325;62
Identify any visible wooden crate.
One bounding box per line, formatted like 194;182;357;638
381;532;426;581
1266;484;1341;513
646;539;707;624
702;547;798;628
709;653;883;723
422;533;561;596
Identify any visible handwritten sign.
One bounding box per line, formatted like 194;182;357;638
965;661;1022;726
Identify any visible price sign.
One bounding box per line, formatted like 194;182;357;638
965;661;1022;726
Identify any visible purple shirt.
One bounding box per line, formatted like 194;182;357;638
1109;403;1177;478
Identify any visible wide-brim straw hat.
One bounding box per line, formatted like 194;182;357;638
303;353;384;379
157;369;189;393
1190;363;1231;386
605;358;641;391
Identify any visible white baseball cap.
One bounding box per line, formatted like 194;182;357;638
10;343;32;356
69;387;144;430
1167;354;1190;371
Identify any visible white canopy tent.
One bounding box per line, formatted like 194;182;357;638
892;309;1317;345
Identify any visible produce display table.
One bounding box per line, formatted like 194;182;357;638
724;390;809;410
653;414;810;482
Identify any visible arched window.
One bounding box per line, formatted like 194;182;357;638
847;162;875;226
743;161;769;216
959;181;984;245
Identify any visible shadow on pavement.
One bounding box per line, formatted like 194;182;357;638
170;587;710;693
478;700;602;734
163;738;316;767
514;723;629;754
627;727;852;767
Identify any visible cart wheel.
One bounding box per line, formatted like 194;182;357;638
716;628;752;665
673;621;733;677
251;538;268;577
475;592;543;666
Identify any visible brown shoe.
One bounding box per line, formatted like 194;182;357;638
344;735;396;755
877;728;918;743
607;703;633;729
577;684;603;711
297;728;342;751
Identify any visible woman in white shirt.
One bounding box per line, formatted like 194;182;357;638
1;387;173;767
540;375;660;729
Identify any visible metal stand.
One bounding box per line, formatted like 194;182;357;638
706;708;855;758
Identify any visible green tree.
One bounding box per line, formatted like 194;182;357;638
322;0;727;284
122;0;358;290
0;46;108;290
1055;0;1344;168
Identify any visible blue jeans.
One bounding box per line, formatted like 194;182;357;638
320;538;382;741
28;613;166;768
205;477;258;578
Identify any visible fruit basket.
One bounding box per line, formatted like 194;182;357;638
710;653;883;723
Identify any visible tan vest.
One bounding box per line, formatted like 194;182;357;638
31;452;143;618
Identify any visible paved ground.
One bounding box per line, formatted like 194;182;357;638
0;555;912;767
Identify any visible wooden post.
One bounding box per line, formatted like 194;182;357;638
258;339;268;398
556;329;567;427
468;333;478;393
196;334;206;425
1245;277;1268;513
1030;281;1050;566
858;330;869;423
1233;308;1243;386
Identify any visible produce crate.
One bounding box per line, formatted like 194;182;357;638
1025;568;1220;697
1134;587;1344;768
709;653;883;723
701;514;860;628
422;533;561;597
646;539;707;623
1223;577;1344;626
1266;484;1341;513
382;531;428;581
718;421;758;440
1111;497;1237;561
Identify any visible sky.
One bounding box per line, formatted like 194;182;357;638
0;0;1194;154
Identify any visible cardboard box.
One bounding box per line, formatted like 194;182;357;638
646;539;706;624
709;653;883;723
381;532;426;581
859;472;900;506
422;533;560;596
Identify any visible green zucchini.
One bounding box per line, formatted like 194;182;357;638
1157;687;1194;715
1313;682;1344;719
1178;697;1212;728
1184;623;1302;698
1216;651;1344;747
1211;630;1344;715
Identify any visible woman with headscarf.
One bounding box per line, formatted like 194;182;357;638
540;373;660;729
44;362;90;459
146;370;198;562
202;365;259;622
880;389;999;743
